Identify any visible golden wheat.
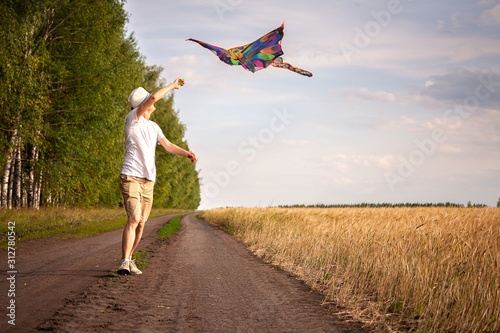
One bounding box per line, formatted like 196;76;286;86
202;207;500;332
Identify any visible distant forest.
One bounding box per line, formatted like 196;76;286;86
0;0;200;209
279;202;489;208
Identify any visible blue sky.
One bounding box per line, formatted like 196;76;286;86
123;0;500;209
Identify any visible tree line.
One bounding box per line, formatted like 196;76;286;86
0;0;200;209
279;202;489;208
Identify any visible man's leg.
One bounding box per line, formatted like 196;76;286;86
126;221;145;275
118;175;142;275
122;214;141;260
128;180;153;257
127;179;154;275
129;222;145;256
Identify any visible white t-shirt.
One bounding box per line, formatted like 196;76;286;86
120;109;166;182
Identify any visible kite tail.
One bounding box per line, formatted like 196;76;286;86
271;57;313;77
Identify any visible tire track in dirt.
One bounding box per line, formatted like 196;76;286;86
36;213;367;332
0;213;181;333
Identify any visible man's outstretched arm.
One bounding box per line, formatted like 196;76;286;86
136;79;183;120
159;137;196;162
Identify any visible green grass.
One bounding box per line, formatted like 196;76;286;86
157;214;183;239
0;207;190;249
131;245;153;270
132;214;185;270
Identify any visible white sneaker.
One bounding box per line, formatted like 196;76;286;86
129;259;142;275
117;259;130;275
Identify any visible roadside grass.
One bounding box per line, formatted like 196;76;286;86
201;207;500;333
132;214;185;270
132;246;153;270
157;214;183;239
0;207;189;249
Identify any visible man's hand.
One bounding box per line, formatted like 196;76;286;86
173;78;184;89
186;152;197;163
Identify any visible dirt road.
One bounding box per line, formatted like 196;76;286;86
2;213;366;332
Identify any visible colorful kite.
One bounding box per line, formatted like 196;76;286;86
187;22;312;77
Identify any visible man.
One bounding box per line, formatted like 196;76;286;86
118;79;196;275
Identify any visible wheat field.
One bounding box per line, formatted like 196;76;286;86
202;207;500;332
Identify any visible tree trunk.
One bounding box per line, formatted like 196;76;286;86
1;152;14;209
34;169;42;209
28;145;39;207
14;136;22;209
22;146;28;207
1;130;18;209
7;158;14;210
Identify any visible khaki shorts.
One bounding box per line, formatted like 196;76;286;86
119;174;154;223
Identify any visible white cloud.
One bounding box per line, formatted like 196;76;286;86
438;144;462;154
480;4;500;25
358;88;396;103
333;87;395;103
401;115;417;125
334;177;356;185
319;154;396;173
332;87;432;107
424;80;435;88
280;139;311;147
477;0;496;6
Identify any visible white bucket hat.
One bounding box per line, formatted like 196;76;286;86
128;87;152;109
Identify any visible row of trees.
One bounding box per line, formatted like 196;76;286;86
0;0;200;209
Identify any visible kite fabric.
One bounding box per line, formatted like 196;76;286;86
187;23;312;77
